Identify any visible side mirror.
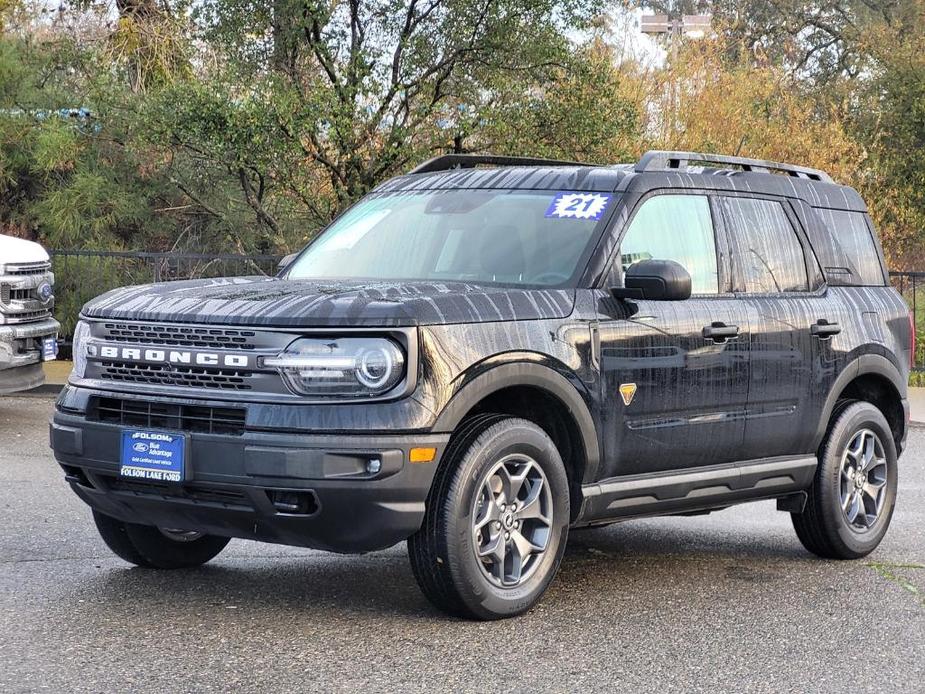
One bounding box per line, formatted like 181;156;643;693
611;259;692;301
277;253;298;272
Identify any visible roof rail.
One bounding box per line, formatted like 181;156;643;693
409;153;593;175
635;150;834;183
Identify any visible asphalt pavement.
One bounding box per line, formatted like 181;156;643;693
1;395;923;693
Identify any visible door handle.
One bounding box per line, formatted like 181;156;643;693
703;322;739;343
811;320;841;339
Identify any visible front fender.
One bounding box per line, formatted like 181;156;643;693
430;358;601;485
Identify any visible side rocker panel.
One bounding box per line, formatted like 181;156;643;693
578;455;817;524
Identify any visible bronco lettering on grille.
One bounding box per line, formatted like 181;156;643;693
96;345;250;368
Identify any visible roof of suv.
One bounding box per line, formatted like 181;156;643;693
376;151;867;213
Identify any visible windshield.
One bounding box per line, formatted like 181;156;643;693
287;189;614;287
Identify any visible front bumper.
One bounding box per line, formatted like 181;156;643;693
51;403;448;554
0;317;59;393
0;317;59;370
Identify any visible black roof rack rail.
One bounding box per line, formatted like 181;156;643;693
635;150;834;183
409;153;593;175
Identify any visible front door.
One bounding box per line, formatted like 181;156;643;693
596;193;750;478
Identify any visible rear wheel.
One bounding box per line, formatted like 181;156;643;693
93;511;230;569
792;401;898;559
408;415;570;620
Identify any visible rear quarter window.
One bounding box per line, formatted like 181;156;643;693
812;208;886;286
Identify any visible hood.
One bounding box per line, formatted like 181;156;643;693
81;276;576;327
0;234;50;265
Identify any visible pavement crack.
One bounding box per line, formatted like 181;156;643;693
866;561;925;607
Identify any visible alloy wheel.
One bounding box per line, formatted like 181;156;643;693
471;454;553;587
839;428;888;531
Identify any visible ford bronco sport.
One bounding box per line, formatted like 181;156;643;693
51;151;911;619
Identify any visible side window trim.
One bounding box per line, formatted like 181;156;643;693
863;213;889;286
708;195;733;294
718;193;814;295
785;200;829;290
604;189;732;297
781;199;824;291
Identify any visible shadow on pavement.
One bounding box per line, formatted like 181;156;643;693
58;519;815;620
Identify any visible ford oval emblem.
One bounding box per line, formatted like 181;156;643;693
132;442;149;453
37;282;53;301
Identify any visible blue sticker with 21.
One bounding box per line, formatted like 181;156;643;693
545;192;612;221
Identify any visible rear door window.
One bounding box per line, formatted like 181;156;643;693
812;208;885;286
721;197;808;293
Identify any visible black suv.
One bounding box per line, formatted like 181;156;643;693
51;151;911;619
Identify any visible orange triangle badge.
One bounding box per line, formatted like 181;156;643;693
619;383;637;406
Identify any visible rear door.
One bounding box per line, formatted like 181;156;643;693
596;192;750;477
718;195;832;458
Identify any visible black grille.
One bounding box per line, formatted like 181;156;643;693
103;322;257;350
99;361;254;390
106;476;251;509
90;396;247;435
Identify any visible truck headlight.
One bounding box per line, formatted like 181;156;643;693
71;320;91;378
263;337;406;397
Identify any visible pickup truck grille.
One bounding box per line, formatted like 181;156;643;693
102;322;258;351
3;309;52;324
1;286;35;302
89;396;247;435
3;261;51;275
1;260;54;327
99;361;254;390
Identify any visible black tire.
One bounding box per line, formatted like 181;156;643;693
792;401;898;559
93;510;230;569
408;415;570;620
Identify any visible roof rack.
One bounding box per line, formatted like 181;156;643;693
635;150;834;183
409;153;593;175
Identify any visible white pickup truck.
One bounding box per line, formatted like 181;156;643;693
0;234;60;393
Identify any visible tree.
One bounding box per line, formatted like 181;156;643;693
634;0;925;266
645;38;864;184
198;0;605;206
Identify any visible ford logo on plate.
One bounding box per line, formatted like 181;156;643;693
132;442;149;453
37;282;53;301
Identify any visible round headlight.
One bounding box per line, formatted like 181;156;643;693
356;343;402;389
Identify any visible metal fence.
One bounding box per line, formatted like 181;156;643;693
890;271;925;370
49;250;283;344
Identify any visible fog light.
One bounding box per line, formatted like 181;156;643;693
366;458;382;475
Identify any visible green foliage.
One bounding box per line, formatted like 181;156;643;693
0;0;923;271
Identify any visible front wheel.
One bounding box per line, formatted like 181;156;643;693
408;415;570;620
792;401;898;559
93;511;230;569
